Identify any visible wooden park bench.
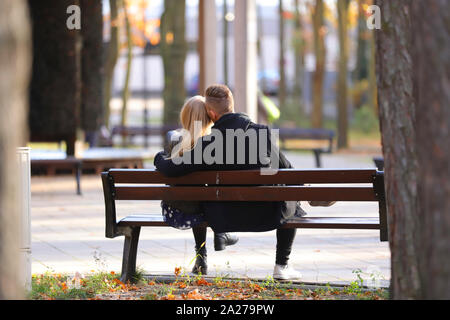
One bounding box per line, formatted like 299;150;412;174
101;168;388;282
31;157;83;195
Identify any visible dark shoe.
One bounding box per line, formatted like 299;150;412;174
214;233;239;251
192;247;207;275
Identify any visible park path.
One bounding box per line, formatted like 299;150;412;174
30;150;390;287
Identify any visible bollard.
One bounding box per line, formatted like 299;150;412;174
16;147;31;293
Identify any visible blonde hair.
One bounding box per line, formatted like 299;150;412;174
170;96;212;158
205;84;234;116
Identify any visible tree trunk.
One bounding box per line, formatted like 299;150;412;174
0;0;31;299
377;0;450;299
375;0;421;299
80;0;104;145
103;0;120;129
353;0;369;83
411;0;450;300
368;32;378;113
311;0;326;128
292;0;305;109
336;0;349;149
121;0;132;129
28;0;82;155
160;0;187;126
278;0;286;110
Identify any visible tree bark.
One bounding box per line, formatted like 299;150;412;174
336;0;349;149
375;0;421;299
377;0;450;299
410;0;450;299
0;0;31;299
311;0;326;128
161;0;187;126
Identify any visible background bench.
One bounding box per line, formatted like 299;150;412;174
277;128;335;167
101;168;388;282
112;125;334;167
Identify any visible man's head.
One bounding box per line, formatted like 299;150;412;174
204;84;234;122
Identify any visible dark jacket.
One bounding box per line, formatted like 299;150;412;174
161;130;202;215
154;112;305;233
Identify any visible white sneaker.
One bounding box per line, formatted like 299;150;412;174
273;264;302;280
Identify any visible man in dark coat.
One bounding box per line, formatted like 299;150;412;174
154;84;303;280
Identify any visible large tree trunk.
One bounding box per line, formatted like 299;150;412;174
0;0;31;299
336;0;349;149
80;0;104;145
160;0;187;126
311;0;326;128
410;0;450;299
28;0;82;155
278;0;286;110
376;0;420;299
377;0;450;300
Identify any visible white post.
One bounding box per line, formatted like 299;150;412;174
234;0;258;122
16;147;31;293
198;0;217;94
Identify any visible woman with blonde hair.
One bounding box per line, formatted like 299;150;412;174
160;96;238;275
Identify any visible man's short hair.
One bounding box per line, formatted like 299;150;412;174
205;84;234;115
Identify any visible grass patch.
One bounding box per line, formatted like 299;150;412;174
30;268;388;300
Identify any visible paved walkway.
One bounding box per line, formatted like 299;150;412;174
30;150;390;287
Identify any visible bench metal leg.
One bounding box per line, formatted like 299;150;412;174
120;226;141;283
313;149;322;168
75;162;82;195
373;172;389;242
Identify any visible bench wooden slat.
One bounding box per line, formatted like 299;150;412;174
117;214;380;230
109;168;377;184
114;186;377;201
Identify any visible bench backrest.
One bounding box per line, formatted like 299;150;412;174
105;168;380;202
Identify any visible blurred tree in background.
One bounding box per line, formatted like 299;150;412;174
336;0;350;149
103;0;120;129
160;0;187;126
292;0;305;112
278;0;287;111
28;0;104;153
311;0;326;128
0;0;30;299
80;0;104;145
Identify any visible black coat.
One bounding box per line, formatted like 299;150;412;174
154;112;305;233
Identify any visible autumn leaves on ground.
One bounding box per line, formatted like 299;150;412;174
30;267;388;300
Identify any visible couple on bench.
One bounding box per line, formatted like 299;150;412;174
154;84;334;280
